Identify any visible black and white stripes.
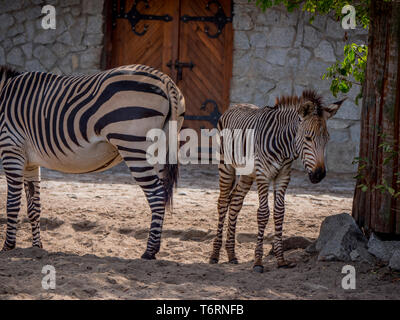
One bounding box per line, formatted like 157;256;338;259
0;64;185;259
209;90;344;272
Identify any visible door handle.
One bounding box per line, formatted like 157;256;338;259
166;60;195;81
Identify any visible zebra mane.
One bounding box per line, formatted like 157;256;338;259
0;65;22;81
274;89;324;116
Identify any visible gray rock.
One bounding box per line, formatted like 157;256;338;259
86;15;103;34
24;20;36;41
13;34;26;46
52;43;68;58
389;250;400;271
326;17;346;40
234;31;250;50
230;77;255;102
33;46;57;70
314;40;337;63
249;32;267;48
298;48;311;68
82;0;104;14
83;33;104;47
0;47;5;65
303;25;322;48
7;24;24;37
367;233;400;262
79;48;102;69
255;9;280;26
58;31;74;46
349;123;361;142
21;43;33;59
326;141;358;173
328;119;352;130
0;14;15;31
265;48;288;66
314;213;371;262
232;50;251;77
233;12;253;31
333;99;361;121
6;47;24;67
329;128;350;142
266;27;295;48
25;59;44;72
0;0;24;13
252;59;284;80
60;0;81;7
34;30;57;44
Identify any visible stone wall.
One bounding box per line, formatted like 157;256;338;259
0;0;104;75
231;1;367;172
0;0;367;172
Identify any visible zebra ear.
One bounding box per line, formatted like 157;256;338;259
298;101;315;119
323;98;347;119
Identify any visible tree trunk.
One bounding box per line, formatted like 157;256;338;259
352;0;400;236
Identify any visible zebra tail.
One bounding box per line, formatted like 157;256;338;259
162;80;182;213
162;159;178;213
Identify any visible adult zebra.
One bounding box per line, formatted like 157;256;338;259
0;64;185;260
209;90;345;272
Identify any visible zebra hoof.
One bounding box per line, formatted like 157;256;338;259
229;258;238;264
141;252;156;260
33;242;43;249
1;243;15;252
209;257;219;264
253;265;264;273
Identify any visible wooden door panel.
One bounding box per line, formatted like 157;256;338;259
178;0;233;133
109;0;180;80
105;0;233;133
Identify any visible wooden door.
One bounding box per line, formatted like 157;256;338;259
104;0;233;132
178;0;233;133
105;0;180;80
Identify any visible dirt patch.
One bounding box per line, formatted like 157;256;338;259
0;164;399;299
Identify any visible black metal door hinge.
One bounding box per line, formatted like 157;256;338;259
180;0;233;39
112;0;172;36
184;100;222;128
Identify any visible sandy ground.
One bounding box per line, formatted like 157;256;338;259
0;164;399;300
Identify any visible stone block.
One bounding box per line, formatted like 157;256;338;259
265;48;288;66
6;47;24;67
234;31;250;50
303;25;322;48
266;26;296;48
33;45;57;70
249;32;267;48
233;12;253;31
314;40;337;63
326;140;358;173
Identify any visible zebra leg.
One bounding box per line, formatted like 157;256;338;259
24;166;42;248
120;151;166;260
272;165;296;268
253;175;270;273
1;152;25;251
225;175;253;264
209;164;235;264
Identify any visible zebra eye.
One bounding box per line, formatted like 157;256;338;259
305;136;312;142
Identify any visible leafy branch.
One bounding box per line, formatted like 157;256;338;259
323;43;368;104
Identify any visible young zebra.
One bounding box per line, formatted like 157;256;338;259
0;65;185;260
209;90;345;272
